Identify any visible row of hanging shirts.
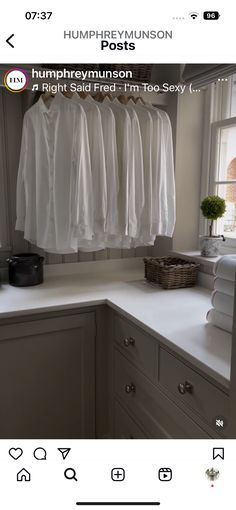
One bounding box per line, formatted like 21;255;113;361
16;89;176;253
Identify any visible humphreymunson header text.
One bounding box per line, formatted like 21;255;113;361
63;30;173;50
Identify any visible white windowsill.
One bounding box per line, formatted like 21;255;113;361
170;250;220;270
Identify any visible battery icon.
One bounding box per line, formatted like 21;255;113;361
203;11;220;19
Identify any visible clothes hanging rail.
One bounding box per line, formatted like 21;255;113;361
15;84;176;254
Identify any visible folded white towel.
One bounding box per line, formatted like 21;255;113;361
214;255;236;281
206;308;233;333
214;277;235;296
211;290;234;316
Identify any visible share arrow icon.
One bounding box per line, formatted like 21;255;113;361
58;448;71;460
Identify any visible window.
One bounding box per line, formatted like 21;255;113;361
212;121;236;239
207;74;236;249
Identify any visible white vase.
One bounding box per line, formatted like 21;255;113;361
200;236;224;257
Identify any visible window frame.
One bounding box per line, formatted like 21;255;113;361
201;77;236;253
210;117;236;249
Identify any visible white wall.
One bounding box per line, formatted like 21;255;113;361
173;88;205;251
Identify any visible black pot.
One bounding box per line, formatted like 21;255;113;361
7;253;44;287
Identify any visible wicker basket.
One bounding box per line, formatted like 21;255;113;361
143;257;199;289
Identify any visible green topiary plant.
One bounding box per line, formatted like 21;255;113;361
200;195;226;237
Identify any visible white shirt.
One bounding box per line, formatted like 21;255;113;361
128;99;155;246
93;97;144;249
137;99;176;238
103;96;131;240
158;109;176;237
71;93;107;237
74;95;120;252
112;98;144;239
16;92;93;253
93;97;119;235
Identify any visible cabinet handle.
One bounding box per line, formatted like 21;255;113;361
123;337;135;347
177;381;193;395
125;383;136;394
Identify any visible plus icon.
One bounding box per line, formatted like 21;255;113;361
111;467;125;481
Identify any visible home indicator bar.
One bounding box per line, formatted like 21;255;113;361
76;503;161;506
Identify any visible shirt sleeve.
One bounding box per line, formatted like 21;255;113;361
15;115;28;231
134;113;145;217
130;112;144;237
155;110;176;238
101;107;119;234
164;112;176;237
72;109;94;240
91;108;107;232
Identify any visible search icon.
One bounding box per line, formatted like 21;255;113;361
64;468;78;481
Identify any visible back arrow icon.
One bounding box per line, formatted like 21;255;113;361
6;34;14;48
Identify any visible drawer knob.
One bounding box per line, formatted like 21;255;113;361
125;383;136;394
124;337;135;347
177;381;193;395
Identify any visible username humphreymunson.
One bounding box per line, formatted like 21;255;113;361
64;29;173;50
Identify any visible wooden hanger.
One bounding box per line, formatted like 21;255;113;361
93;91;106;102
104;92;113;101
78;91;88;99
135;96;145;105
127;95;136;103
62;90;73;98
117;94;128;105
42;91;55;102
41;91;56;108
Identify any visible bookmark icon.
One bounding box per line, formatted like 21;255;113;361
58;448;71;460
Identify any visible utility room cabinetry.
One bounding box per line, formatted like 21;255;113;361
112;313;229;439
0;312;96;438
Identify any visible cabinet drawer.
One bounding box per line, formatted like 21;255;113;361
114;315;157;382
114;401;148;439
159;347;229;429
115;350;210;438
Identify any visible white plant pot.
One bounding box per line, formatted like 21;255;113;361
200;236;224;257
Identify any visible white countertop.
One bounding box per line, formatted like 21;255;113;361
0;259;231;389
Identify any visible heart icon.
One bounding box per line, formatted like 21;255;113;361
9;448;23;460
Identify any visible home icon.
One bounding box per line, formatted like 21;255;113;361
17;468;31;482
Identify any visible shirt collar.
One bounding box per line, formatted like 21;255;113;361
38;92;65;113
103;96;111;104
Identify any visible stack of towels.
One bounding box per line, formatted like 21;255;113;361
207;255;236;333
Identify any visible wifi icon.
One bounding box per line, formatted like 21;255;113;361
189;12;199;19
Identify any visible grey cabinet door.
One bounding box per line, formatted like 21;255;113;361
0;312;96;439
